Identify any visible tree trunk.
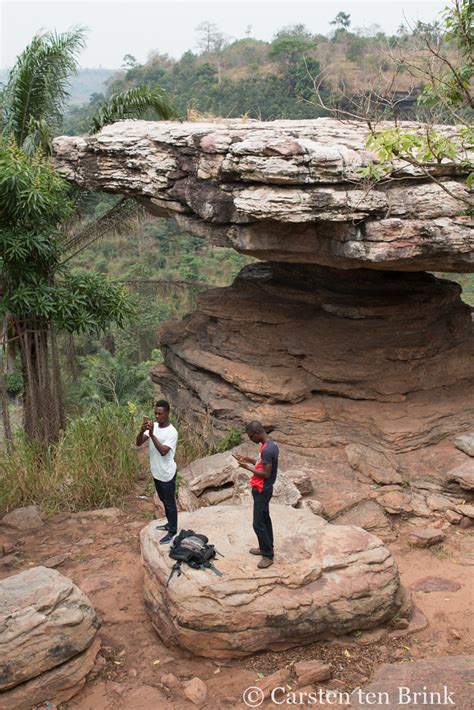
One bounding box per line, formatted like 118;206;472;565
0;319;14;452
15;316;63;448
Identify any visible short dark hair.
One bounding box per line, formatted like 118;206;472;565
155;399;170;412
246;420;265;434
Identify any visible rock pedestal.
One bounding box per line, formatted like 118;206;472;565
141;504;406;658
153;263;474;451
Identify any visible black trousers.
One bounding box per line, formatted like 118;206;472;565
252;487;274;558
154;474;178;534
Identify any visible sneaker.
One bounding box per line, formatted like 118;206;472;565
249;548;264;556
156;523;169;531
159;532;174;544
257;557;274;569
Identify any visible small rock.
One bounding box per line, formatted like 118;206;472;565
285;470;314;496
410;576;461;593
353;628;386;645
294;660;332;685
77;537;95;546
183;677;208;706
43;554;67;568
0;553;20;568
3;542;15;554
446;510;462;524
430;518;450;530
426;494;456;512
449;628;462;640
392;648;406;660
377;491;412;514
455;504;474;519
2;505;43;531
446;460;474;490
459;516;474;529
159;672;181;689
257;668;290;698
407;528;445;547
306;499;324;516
454;432;474;457
391;618;409;629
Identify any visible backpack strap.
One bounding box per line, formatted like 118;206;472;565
204;561;223;577
166;560;182;586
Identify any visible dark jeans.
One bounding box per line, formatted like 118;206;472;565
154;474;178;534
252;487;274;558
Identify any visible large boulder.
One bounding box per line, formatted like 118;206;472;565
178;451;301;510
0;566;100;706
141;504;405;658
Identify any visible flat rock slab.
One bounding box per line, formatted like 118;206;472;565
350;655;474;709
141;504;404;658
409;576;461;593
0;566;100;690
407;528;445;547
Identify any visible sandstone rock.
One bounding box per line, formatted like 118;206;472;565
407;528;445;547
257;668;290;698
0;637;100;710
294;660;332;685
141;504;404;658
0;566;100;690
333;500;391;534
0;553;20;569
426;493;457;511
409;576;461;593
446;460;474;490
446;509;462;524
377;491;413;514
459;516;474;528
183;677;208;706
345;444;402;485
284;469;313;495
350;655;474;709
154;264;474;453
305;500;325;516
455;503;474;518
2;505;43;531
53;119;473;272
454;432;474;456
43;553;67;568
232;470;301;507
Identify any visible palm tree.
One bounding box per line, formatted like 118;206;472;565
0;29;177;447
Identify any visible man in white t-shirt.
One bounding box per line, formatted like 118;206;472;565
136;399;179;544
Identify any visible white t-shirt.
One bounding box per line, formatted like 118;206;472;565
143;423;178;482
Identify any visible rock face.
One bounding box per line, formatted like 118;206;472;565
0;567;100;707
53;119;473;272
141;504;405;658
178;451;302;511
153;263;474;451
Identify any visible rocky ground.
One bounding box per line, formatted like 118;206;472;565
0;479;472;710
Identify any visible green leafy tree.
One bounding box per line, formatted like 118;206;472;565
0;29;177;446
330;12;351;30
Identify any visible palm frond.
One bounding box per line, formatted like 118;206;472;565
2;28;86;151
61;197;147;263
89;84;178;133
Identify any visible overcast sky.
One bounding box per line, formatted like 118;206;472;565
1;0;446;69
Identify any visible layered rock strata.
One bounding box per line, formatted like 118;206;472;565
53;119;473;272
53;119;474;453
141;504;406;658
0;567;100;708
152;262;474;450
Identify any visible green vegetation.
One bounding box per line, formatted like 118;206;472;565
0;405;140;512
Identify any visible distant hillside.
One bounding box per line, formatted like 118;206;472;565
0;67;115;105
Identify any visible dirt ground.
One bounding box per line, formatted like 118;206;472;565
1;486;472;710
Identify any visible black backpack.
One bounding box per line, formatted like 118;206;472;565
166;529;223;585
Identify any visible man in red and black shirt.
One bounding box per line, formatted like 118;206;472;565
233;421;279;569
